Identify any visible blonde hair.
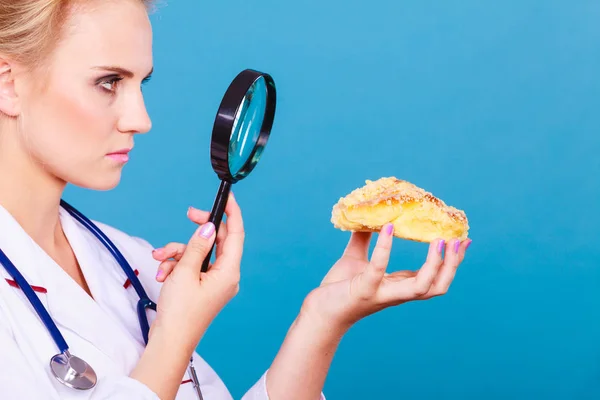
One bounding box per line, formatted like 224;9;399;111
0;0;154;69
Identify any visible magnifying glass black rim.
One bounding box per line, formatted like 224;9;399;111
210;68;276;183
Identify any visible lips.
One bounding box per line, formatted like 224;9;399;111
107;148;132;155
106;148;132;163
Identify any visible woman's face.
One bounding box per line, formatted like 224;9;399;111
14;0;154;190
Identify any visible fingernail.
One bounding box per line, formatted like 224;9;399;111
437;240;445;253
197;222;215;238
454;239;460;253
156;269;163;280
385;223;394;235
465;239;472;250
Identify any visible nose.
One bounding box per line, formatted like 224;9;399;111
117;92;152;135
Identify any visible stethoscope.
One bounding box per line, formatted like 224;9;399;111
0;200;204;399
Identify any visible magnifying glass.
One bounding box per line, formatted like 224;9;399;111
201;69;277;273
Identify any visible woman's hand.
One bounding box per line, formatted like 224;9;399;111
130;194;244;400
148;193;244;350
301;223;471;333
263;225;471;400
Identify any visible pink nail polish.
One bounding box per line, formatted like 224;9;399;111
437;240;445;253
454;240;460;253
386;223;394;235
156;270;163;280
197;222;215;238
465;239;472;250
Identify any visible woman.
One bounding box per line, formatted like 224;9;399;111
0;0;470;399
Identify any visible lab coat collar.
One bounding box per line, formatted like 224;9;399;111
0;203;48;306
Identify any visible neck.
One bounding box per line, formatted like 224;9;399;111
0;127;67;250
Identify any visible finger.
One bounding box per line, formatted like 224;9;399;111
224;192;244;234
217;192;245;269
176;222;217;277
428;238;470;296
151;248;166;261
153;242;186;261
343;232;372;260
186;207;210;223
187;207;228;257
459;238;472;263
155;260;177;282
356;224;393;297
398;238;445;299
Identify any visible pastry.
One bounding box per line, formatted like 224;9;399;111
331;177;469;242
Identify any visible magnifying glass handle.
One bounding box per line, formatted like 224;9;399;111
201;180;232;273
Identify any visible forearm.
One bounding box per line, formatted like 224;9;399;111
129;326;201;400
265;310;347;400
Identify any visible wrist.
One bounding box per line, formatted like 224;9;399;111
149;319;206;356
299;290;357;337
296;304;350;345
130;327;194;400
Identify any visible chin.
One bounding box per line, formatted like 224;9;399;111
68;171;123;192
91;179;121;191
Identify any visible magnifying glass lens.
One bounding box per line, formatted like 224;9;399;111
228;76;267;176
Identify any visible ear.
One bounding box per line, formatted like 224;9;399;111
0;57;20;117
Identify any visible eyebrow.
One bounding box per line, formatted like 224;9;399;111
93;66;153;79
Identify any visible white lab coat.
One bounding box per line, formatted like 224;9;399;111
0;204;326;400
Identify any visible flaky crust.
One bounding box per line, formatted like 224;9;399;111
331;177;469;242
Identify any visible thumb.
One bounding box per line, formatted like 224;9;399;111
177;222;216;274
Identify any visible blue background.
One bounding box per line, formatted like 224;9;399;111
65;0;600;398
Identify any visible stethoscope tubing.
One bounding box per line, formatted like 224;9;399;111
0;247;70;353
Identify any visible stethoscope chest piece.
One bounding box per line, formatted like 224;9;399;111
50;350;97;390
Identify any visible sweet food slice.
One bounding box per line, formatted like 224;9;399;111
331;177;469;242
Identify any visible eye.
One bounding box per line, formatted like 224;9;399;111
141;75;152;91
97;75;123;93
